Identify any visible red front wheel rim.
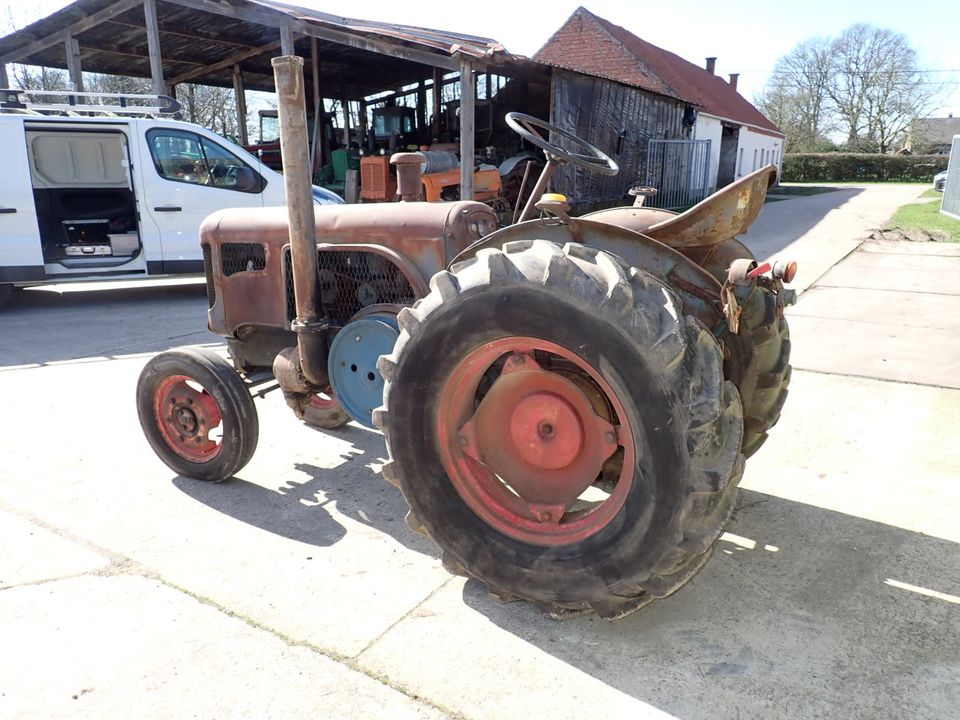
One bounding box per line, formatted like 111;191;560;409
436;337;636;546
310;386;338;411
153;374;224;463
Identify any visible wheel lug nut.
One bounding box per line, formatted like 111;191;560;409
459;435;469;447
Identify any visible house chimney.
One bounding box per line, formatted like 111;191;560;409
705;57;716;75
728;73;739;91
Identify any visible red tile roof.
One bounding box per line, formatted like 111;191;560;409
534;7;783;136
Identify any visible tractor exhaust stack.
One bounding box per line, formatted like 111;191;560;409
271;55;327;389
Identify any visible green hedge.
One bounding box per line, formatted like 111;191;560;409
782;153;949;182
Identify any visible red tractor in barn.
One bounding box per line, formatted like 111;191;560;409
136;57;794;619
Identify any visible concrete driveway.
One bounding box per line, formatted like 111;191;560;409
1;183;956;720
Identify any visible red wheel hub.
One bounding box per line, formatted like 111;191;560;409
153;375;223;463
310;386;338;410
437;338;635;546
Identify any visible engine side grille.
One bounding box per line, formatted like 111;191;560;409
221;242;266;277
201;243;216;309
284;248;416;326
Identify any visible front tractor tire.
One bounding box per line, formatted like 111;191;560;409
136;346;259;482
375;241;745;619
301;388;351;430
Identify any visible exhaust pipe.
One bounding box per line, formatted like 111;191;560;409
271;55;327;389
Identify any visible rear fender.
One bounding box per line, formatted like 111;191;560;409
451;218;724;330
640;165;777;248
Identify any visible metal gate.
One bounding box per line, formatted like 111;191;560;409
644;139;712;210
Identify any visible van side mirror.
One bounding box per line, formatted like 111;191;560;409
234;166;261;193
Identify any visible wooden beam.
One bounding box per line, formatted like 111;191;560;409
341;96;350;147
169;40;280;84
0;0;142;64
84;42;205;66
65;31;84;93
432;67;442;140
0;65;8;88
143;0;165;96
104;18;266;49
416;80;426;132
160;0;459;71
233;64;247;145
459;58;475;201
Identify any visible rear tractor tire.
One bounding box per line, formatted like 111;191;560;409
726;283;791;457
375;241;745;619
136;346;259;482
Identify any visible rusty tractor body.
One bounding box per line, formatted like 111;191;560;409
136;57;794;620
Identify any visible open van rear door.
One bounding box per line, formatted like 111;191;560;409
0;119;43;283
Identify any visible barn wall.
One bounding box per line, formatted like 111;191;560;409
549;69;685;207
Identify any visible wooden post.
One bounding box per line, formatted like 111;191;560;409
485;73;493;137
0;64;8;88
280;24;295;57
416;80;426;134
358;99;368;147
459;57;475;201
341;96;350;147
143;0;165;96
232;65;247;146
431;67;442;140
310;37;321;171
65;31;84;93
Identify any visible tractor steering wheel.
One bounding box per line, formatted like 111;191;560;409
505;112;619;176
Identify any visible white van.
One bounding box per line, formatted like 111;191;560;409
0;89;342;309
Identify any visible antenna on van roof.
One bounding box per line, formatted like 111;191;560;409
0;89;180;117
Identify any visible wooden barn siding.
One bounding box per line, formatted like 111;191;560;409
550;70;685;206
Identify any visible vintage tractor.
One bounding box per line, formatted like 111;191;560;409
136;57;794;619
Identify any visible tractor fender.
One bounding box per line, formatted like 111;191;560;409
450;217;724;330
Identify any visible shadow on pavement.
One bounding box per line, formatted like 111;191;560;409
745;187;864;258
0;282;214;367
172;424;439;558
172;467;348;548
461;487;958;719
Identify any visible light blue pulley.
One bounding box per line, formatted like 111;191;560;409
327;314;399;428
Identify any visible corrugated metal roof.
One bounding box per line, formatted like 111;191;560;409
535;7;783;136
0;0;535;96
259;1;506;59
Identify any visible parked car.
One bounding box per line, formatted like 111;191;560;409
0;89;342;309
934;170;948;192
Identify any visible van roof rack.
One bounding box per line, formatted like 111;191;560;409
0;89;180;117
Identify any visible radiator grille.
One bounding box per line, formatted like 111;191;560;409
284;248;416;326
201;243;216;309
221;242;266;276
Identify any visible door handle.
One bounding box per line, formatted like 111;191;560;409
0;207;16;214
154;206;182;212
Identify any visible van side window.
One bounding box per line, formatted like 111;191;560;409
147;129;263;193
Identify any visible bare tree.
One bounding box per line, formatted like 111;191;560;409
760;24;945;154
178;83;240;140
828;24;946;153
756;37;833;152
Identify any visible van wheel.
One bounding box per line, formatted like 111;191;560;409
136;346;259;481
0;284;12;310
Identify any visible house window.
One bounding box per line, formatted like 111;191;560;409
753;149;758;171
738;148;744;176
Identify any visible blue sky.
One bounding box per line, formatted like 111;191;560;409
4;0;958;116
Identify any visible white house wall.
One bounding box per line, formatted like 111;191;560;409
695;113;784;190
694;114;722;191
736;127;783;182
